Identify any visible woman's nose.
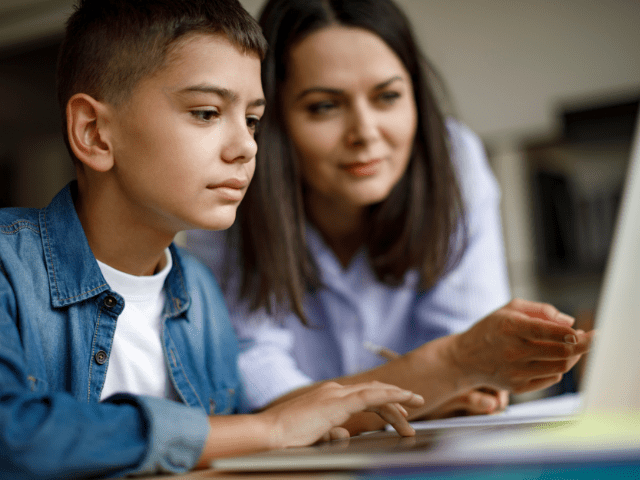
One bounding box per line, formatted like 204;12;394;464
345;103;380;147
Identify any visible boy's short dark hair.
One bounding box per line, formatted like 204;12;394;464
57;0;267;161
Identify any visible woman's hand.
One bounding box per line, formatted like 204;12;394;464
446;298;594;393
408;387;509;421
257;381;424;449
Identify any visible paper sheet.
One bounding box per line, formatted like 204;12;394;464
398;393;582;430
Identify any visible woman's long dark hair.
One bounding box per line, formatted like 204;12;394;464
229;0;467;324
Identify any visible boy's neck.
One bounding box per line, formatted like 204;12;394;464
73;181;175;276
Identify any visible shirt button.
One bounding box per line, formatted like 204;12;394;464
94;350;108;365
103;295;117;308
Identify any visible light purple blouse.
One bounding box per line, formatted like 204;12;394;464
185;119;510;412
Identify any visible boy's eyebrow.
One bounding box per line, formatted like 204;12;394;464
176;84;266;107
294;75;405;102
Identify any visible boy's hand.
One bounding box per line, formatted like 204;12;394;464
258;381;424;449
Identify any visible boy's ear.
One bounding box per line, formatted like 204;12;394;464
66;93;115;172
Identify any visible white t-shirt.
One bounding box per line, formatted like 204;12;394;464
98;249;177;400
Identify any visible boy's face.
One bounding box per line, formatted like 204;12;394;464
107;33;264;233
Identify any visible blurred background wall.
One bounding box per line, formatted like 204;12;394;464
1;0;639;339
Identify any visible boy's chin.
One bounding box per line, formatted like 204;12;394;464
197;213;237;231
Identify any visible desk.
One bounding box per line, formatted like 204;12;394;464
111;426;640;480
113;470;350;479
113;460;640;480
111;400;640;480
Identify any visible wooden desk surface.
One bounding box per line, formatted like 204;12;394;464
112;469;352;479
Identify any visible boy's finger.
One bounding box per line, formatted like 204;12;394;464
344;384;425;410
396;403;409;417
327;427;350;441
369;404;415;437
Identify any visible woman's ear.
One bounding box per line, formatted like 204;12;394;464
66;93;114;172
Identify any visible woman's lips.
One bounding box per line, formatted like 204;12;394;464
341;159;382;177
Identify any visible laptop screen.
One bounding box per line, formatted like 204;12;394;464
581;112;640;413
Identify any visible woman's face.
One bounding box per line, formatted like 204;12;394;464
281;26;418;213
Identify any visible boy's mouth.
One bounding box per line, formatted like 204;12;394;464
208;178;248;190
207;178;249;202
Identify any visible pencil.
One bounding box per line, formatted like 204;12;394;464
362;341;401;361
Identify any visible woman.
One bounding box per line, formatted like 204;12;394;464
186;0;591;430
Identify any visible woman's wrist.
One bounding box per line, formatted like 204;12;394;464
408;334;475;395
442;332;478;391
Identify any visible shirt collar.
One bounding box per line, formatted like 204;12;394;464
41;182;109;308
40;182;190;316
163;244;191;318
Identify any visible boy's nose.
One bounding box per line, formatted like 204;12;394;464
221;122;258;164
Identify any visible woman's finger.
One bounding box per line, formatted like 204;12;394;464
513;374;564;394
495;389;510;411
500;312;582;344
506;298;575;326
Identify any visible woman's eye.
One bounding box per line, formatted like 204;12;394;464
307;100;337;116
377;91;401;105
191;109;219;122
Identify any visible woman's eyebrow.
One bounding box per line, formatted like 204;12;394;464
294;75;405;101
294;87;343;102
373;75;404;90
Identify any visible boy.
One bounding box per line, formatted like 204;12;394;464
0;0;424;478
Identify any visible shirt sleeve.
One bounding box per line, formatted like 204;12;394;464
0;274;210;479
413;120;511;334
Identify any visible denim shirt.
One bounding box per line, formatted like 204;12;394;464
0;183;242;479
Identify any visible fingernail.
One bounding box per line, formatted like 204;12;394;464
564;334;577;344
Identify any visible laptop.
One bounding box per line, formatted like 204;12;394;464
211;114;640;472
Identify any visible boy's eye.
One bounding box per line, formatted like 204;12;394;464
307;100;338;116
190;109;219;122
246;115;261;133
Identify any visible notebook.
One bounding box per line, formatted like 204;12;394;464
211;114;640;472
